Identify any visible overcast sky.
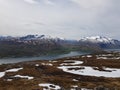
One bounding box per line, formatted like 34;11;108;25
0;0;120;40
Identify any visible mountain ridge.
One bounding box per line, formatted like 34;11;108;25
0;35;119;45
0;35;119;58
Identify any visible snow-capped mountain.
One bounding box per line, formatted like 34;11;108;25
0;35;120;48
80;36;120;48
80;36;119;44
0;36;17;41
0;35;119;58
19;35;53;40
0;35;63;42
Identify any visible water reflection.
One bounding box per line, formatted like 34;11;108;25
0;51;88;64
104;49;120;52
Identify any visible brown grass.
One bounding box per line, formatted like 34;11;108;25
0;52;120;90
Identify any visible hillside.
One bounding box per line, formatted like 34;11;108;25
0;35;119;58
0;52;120;90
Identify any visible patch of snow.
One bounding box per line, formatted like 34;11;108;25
7;79;13;81
39;83;61;90
105;68;117;71
99;54;113;57
71;85;78;90
35;64;39;67
51;61;57;63
14;75;34;80
6;68;23;72
73;79;78;81
41;63;46;65
58;66;120;78
96;56;120;59
0;67;23;78
60;60;83;66
86;55;92;58
41;63;53;66
47;63;53;66
71;85;78;88
0;72;5;78
81;56;85;58
96;57;108;59
81;55;92;58
96;54;120;60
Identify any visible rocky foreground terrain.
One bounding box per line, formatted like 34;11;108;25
0;52;120;90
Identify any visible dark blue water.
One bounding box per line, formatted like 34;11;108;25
0;51;88;64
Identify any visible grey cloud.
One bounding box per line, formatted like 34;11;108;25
0;0;120;40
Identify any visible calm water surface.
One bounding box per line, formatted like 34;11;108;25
105;49;120;52
0;51;88;64
0;49;119;65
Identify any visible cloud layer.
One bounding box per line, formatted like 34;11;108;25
0;0;120;40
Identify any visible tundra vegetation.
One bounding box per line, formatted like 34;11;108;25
0;52;120;90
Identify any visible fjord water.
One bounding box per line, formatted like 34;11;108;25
105;49;120;52
0;51;88;65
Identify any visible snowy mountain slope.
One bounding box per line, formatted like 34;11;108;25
79;36;120;48
80;36;119;44
19;35;53;40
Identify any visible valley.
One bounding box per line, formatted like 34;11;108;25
0;35;120;58
0;35;120;90
1;0;120;90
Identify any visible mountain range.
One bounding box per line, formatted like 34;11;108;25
0;35;120;47
80;36;120;48
0;35;119;58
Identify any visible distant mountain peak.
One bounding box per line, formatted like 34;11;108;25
0;35;120;49
80;36;115;44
